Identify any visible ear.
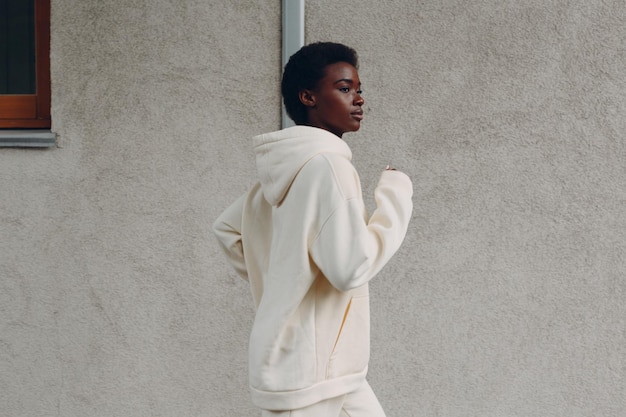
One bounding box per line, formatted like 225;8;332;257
298;89;316;108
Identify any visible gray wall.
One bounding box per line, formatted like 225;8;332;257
1;0;624;416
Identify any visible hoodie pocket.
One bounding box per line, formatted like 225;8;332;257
326;294;370;379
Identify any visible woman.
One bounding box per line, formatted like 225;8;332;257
213;42;413;416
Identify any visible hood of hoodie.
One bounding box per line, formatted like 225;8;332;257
253;125;352;206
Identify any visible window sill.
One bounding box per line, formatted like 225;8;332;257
0;130;56;148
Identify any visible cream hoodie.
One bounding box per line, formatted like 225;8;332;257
213;125;413;410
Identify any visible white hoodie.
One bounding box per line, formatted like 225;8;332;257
213;125;413;410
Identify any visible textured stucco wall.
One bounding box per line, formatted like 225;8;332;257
307;1;626;416
0;0;624;416
2;1;278;416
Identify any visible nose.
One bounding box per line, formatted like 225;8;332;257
354;93;364;106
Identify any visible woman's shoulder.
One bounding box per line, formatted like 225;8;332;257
298;153;361;200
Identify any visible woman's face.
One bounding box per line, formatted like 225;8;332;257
302;62;364;138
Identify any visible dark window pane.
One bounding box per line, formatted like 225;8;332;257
0;0;36;94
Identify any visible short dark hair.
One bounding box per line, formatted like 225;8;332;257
281;42;359;125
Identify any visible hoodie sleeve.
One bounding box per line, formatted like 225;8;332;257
309;169;413;291
212;192;248;280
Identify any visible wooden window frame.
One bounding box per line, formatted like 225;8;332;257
0;0;51;129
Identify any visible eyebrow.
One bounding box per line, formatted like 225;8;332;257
333;78;362;86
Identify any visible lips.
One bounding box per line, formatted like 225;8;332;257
351;110;364;121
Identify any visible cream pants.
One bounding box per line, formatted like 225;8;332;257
261;381;386;417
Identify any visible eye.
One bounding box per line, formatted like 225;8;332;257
356;89;363;95
339;87;350;93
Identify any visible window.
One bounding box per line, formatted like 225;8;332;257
0;0;50;129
